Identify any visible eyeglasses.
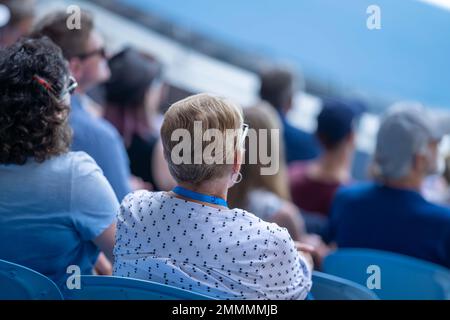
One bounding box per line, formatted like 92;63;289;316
61;76;78;96
240;123;249;147
76;47;107;61
33;75;78;101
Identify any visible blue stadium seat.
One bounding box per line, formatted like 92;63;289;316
65;275;215;300
323;249;450;300
0;259;63;300
311;271;378;300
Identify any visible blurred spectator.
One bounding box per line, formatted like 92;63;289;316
0;0;35;48
328;104;450;268
114;94;313;299
228;103;330;266
228;102;305;241
259;68;320;163
32;10;132;202
103;48;175;191
289;98;364;216
0;38;117;288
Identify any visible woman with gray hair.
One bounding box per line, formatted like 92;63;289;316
113;93;313;299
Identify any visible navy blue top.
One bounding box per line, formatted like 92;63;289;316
328;182;450;268
70;95;131;202
281;115;320;163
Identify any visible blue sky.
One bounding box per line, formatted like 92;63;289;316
120;0;450;108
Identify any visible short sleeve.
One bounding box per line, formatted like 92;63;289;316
70;152;120;241
259;224;312;300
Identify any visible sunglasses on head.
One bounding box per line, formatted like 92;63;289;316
63;76;78;96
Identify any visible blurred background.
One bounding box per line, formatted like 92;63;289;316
1;0;450;300
23;0;450;179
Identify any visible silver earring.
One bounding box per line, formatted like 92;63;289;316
232;172;243;184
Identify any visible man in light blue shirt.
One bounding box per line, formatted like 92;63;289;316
32;10;132;201
70;94;131;202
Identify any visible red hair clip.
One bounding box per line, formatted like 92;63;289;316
33;74;58;97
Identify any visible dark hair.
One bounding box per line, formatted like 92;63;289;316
103;48;162;145
31;10;94;60
259;69;295;111
104;48;162;108
0;37;72;165
315;98;364;150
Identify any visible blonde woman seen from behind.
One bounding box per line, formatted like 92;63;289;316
113;94;313;300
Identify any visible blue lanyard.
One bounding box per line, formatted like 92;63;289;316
172;186;228;208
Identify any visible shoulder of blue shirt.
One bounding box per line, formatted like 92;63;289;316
334;182;450;218
72;111;122;144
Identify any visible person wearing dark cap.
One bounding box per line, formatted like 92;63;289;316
328;103;450;268
289;98;364;218
103;48;175;191
259;68;320;163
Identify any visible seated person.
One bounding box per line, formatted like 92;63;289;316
0;38;118;289
103;48;175;191
114;94;313;299
228;102;306;241
289;98;363;216
228;103;329;264
259;68;320;163
328;103;450;268
32;10;132;201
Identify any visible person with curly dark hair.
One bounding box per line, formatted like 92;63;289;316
0;37;118;290
32;9;132;202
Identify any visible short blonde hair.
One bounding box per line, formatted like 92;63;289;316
161;93;244;184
